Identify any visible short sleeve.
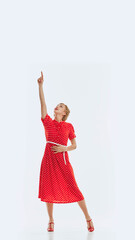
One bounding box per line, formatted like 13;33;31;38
41;113;53;128
68;123;76;140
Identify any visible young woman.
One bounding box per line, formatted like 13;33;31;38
37;71;94;232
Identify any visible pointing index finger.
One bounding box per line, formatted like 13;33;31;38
41;71;43;78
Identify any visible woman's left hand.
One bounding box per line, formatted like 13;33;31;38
51;145;67;153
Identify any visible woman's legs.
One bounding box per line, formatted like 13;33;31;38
45;199;94;229
46;202;54;221
77;199;94;228
46;202;54;229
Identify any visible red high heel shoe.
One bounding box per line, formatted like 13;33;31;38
86;218;94;232
47;221;54;232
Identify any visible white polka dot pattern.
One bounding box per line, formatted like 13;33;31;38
38;113;84;204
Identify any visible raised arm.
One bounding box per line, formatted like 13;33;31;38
37;71;47;119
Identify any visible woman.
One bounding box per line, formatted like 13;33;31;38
37;71;94;232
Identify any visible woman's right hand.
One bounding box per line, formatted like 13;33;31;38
37;71;44;85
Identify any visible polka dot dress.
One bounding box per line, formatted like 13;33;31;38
38;113;85;204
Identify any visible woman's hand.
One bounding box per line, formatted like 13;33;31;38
37;71;44;85
51;145;67;154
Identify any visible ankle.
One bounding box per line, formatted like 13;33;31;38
49;218;54;222
85;215;91;221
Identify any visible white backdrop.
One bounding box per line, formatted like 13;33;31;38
0;1;135;240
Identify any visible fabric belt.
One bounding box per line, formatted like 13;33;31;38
46;141;67;165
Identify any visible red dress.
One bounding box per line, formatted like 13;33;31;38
38;113;84;204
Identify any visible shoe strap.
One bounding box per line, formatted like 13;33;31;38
87;219;92;222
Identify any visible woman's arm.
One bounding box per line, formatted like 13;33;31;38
67;138;77;151
37;71;47;119
51;138;77;153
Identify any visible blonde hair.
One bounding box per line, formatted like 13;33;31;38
61;103;70;121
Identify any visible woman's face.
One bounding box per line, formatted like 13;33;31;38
54;103;66;116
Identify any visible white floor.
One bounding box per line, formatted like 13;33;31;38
19;229;116;240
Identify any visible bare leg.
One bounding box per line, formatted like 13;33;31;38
46;202;54;229
77;199;94;228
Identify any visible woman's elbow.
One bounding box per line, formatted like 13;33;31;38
70;138;77;149
73;144;77;149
